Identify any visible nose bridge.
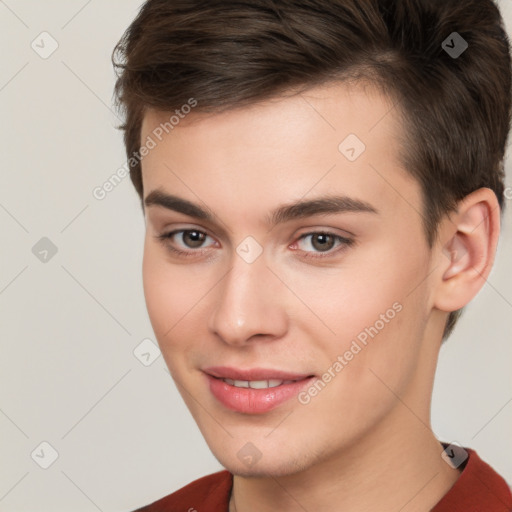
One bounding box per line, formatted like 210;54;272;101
208;245;287;345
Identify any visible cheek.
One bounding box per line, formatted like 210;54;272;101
142;242;198;355
142;243;169;331
285;241;429;389
277;252;413;345
354;296;428;413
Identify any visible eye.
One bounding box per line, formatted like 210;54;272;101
154;228;354;260
293;232;354;259
155;229;216;257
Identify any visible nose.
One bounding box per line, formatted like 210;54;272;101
208;249;288;346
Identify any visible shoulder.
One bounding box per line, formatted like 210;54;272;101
131;469;233;512
433;446;512;511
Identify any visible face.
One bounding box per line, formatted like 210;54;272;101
140;82;439;477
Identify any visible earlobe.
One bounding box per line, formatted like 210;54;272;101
434;188;500;312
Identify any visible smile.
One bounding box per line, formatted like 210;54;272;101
203;367;316;414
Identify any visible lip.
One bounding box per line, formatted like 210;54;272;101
203;366;315;414
203;366;313;381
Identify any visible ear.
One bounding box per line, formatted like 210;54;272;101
433;188;501;313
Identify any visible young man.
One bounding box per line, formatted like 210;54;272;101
112;0;512;510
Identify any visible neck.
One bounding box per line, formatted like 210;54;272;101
229;406;461;512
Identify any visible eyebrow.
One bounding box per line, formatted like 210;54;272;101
144;188;378;227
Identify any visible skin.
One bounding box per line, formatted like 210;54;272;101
139;82;500;512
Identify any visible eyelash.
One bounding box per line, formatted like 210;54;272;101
154;229;355;260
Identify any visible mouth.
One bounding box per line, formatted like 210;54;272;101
219;378;300;389
203;365;314;381
203;366;316;414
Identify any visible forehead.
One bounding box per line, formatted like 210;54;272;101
139;81;420;225
141;81;400;152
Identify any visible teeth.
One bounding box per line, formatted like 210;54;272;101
266;379;286;388
222;378;295;388
249;379;279;389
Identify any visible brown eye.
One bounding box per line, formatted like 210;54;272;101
155;229;215;256
294;231;354;259
181;230;206;248
311;233;336;252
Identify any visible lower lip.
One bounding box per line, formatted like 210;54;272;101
205;374;315;414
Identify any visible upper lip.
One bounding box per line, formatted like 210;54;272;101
203;366;314;381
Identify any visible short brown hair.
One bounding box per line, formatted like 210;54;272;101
112;0;512;340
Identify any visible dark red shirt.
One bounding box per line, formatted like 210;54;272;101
133;448;512;511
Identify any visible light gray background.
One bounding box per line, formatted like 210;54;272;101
1;1;511;511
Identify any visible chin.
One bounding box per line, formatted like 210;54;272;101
213;449;318;478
